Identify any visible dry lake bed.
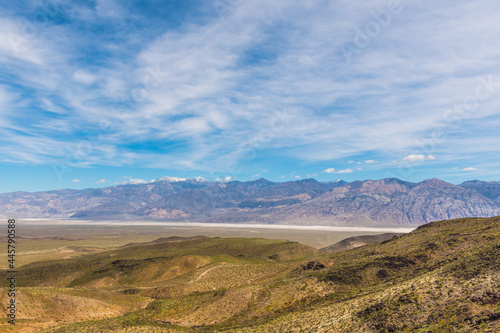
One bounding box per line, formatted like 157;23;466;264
1;218;414;268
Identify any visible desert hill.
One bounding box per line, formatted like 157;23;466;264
320;232;402;253
0;216;499;331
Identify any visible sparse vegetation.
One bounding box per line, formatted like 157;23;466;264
1;216;499;332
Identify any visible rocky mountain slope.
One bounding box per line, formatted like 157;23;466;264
1;177;499;226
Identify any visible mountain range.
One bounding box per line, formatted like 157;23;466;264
1;177;500;226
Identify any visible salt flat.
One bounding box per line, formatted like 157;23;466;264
11;219;414;252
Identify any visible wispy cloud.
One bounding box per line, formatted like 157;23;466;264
323;168;336;173
73;70;98;85
95;0;125;18
0;0;499;184
463;167;477;171
96;179;107;184
71;179;81;183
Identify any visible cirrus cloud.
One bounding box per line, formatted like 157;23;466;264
0;0;500;188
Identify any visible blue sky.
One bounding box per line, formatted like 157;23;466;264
1;0;500;192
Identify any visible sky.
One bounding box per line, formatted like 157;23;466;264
1;0;500;193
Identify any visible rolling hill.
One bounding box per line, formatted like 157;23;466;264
319;233;403;253
0;216;499;332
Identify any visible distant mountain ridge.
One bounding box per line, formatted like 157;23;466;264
1;177;499;226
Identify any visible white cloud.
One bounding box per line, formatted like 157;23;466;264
0;17;48;65
1;0;500;179
0;85;15;105
225;176;232;181
403;154;426;162
336;169;353;174
358;168;363;171
71;179;81;183
403;155;437;162
348;160;354;164
463;167;477;171
96;179;107;184
73;70;97;84
123;177;148;185
323;168;336;173
364;160;379;164
95;0;124;18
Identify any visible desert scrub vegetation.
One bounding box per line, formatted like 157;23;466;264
1;217;499;332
